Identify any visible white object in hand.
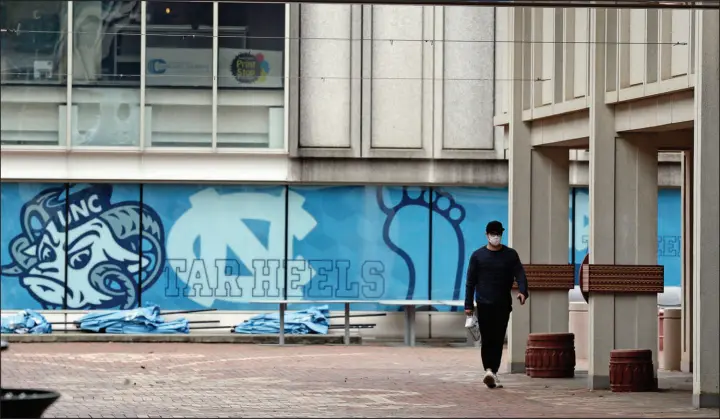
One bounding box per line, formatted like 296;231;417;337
465;315;480;341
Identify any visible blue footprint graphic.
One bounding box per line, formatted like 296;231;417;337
376;187;466;310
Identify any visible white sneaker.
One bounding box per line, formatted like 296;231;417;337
494;373;503;389
483;369;497;389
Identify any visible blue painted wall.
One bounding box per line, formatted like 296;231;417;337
569;187;682;287
0;182;681;311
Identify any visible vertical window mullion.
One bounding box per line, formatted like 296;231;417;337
212;1;219;151
65;1;73;150
140;1;147;150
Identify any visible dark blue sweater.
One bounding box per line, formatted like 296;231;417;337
464;245;529;310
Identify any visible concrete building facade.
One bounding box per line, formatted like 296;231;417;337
0;0;716;408
494;5;718;408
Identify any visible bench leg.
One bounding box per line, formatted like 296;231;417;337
344;303;350;345
404;306;416;347
279;303;286;345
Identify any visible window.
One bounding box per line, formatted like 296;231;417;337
0;1;67;145
216;2;285;148
71;0;142;146
145;1;213;147
0;1;288;150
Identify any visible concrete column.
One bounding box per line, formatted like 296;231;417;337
587;7;616;390
692;8;720;409
681;151;693;373
589;134;659;390
569;302;589;360
662;308;682;372
507;147;571;373
528;148;571;332
588;7;659;392
507;6;532;374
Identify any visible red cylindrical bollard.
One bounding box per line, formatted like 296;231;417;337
610;349;657;392
525;333;576;378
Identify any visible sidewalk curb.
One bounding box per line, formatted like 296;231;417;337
0;333;362;344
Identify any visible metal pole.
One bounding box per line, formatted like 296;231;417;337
344;303;350;345
279;303;286;345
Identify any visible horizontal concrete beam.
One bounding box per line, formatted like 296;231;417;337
290;158;509;186
570;161;680;188
1;150;681;187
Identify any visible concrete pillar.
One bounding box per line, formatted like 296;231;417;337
587;7;615;390
506;6;532;374
569;302;589;360
588;134;659;390
681;151;693;373
587;7;659;391
507;147;571;373
692;7;720;409
662;308;681;372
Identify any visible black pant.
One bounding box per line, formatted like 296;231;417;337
476;303;511;374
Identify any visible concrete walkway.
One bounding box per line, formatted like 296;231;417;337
1;342;716;418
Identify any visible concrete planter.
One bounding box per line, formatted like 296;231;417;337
609;349;657;392
525;333;576;378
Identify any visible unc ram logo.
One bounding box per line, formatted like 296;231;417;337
1;184;165;310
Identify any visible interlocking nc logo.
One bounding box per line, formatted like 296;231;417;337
165;188;317;306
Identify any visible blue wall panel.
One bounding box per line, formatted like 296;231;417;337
431;187;508;311
0;182;683;312
1;183;142;310
1;183;67;310
570;187;682;288
141;184;287;311
657;189;682;287
288;186;430;311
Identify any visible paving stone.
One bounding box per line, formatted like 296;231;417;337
0;342;716;418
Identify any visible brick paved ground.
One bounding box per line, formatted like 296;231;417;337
1;342;717;418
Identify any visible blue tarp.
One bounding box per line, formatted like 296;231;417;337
1;310;52;334
76;305;190;334
233;305;330;335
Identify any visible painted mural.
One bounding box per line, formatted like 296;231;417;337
0;183;681;312
570;187;682;288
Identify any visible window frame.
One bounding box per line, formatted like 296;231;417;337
0;0;291;154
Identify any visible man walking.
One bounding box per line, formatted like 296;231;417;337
464;220;529;389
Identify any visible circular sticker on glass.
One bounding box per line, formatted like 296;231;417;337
230;52;269;84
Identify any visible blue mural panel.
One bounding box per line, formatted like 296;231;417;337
572;188;590;283
1;182;682;313
141;184;287;310
1;183;67;310
431;187;509;311
288;186;430;311
569;187;681;288
658;189;681;288
1;183;142;311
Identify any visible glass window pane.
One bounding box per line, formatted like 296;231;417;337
430;187;508;312
71;0;142;147
140;184;287;310
286;186;430;311
1;0;67;146
573;187;589;282
145;1;212;147
217;2;285;149
1;183;68;310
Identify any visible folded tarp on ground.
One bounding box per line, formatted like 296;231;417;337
76;305;190;334
1;310;52;334
233;305;330;335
